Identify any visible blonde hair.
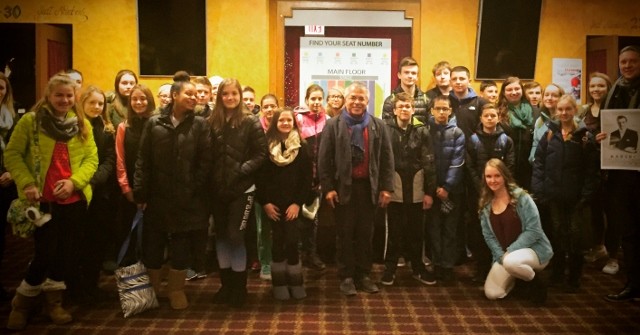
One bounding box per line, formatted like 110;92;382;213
78;86;115;134
478;158;523;213
0;73;15;118
31;74;89;142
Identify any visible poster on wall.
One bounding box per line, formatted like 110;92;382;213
601;109;640;170
552;58;582;103
299;37;391;117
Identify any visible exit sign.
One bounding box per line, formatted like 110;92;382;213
305;25;325;35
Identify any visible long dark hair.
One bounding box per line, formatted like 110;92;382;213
209;78;250;131
126;84;156;123
112;69;138;120
264;107;303;144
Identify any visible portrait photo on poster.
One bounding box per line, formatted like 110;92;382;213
601;109;640;170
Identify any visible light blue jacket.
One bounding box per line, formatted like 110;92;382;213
480;188;553;265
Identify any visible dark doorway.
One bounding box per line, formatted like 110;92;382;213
0;23;72;110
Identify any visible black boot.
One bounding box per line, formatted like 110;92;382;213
213;268;232;304
529;272;548;305
549;253;566;287
229;270;247;308
566;253;584;293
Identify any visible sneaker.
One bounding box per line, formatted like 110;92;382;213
302;253;326;271
260;265;272;281
196;272;208;279
584;245;608;263
602;259;619;275
186;268;198;281
397;257;406;267
380;272;395;286
340;278;357;296
413;269;437;285
356;276;379;293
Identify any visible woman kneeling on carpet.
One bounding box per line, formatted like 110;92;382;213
479;158;553;305
256;108;312;300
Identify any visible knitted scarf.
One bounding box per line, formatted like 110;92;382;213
508;102;534;129
341;110;370;165
269;129;301;166
39;106;79;142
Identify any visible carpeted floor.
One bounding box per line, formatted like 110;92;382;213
1;232;639;334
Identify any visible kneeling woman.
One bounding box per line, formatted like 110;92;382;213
133;76;212;310
479;158;553;304
256;108;312;300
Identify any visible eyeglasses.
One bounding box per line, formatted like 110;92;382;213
328;95;343;100
432;107;450;112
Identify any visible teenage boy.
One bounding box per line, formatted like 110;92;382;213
449;66;487;139
465;103;515;283
382;57;430;123
479;80;499;104
426;95;465;284
381;92;437;286
425;61;452;102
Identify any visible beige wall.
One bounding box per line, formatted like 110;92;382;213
1;0;639;102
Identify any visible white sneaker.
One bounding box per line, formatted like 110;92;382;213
602;259;619;275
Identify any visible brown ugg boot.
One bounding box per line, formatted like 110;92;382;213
43;290;72;325
7;292;39;330
166;269;188;309
147;268;165;298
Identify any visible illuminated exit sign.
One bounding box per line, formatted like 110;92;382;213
305;25;325;35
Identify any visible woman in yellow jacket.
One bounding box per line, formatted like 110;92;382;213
4;74;98;330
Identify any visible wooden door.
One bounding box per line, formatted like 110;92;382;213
35;24;71;98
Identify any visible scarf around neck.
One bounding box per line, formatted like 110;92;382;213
269;129;301;166
0;104;14;149
342;109;371;165
39;106;79;142
508;102;533;129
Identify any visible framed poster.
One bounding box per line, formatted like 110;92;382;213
601;109;640;170
299;37;391;117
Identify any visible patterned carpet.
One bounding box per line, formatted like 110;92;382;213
1;232;640;334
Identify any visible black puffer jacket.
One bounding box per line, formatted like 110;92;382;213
466;123;515;194
133;110;212;232
210;114;268;202
385;118;436;203
381;86;430;124
531;121;600;204
88;116;117;200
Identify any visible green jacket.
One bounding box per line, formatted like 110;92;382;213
3;110;98;205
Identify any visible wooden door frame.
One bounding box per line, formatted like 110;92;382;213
269;0;421;102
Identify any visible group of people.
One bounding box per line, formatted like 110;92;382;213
0;44;639;331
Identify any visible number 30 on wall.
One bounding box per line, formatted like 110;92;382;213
3;5;21;19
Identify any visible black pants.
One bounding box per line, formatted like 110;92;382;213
606;171;640;290
143;228;206;270
78;195;116;290
334;180;375;279
384;202;424;274
270;216;300;264
25;201;86;287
